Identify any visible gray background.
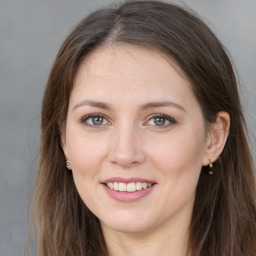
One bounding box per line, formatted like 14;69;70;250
0;0;255;255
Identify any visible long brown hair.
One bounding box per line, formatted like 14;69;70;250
30;1;256;255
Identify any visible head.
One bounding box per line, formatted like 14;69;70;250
34;1;256;255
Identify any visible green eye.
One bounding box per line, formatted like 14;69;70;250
91;116;104;125
82;114;108;126
153;117;167;126
147;114;176;127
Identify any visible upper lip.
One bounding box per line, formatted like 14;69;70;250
101;177;157;184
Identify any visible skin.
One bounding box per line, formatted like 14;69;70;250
62;45;230;256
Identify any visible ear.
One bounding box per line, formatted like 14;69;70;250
202;111;230;166
60;130;72;170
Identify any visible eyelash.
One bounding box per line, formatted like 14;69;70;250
145;114;177;128
81;114;110;128
80;113;177;128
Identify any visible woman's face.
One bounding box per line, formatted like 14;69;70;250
62;45;211;234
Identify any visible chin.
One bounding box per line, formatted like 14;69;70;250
104;223;151;234
100;212;156;234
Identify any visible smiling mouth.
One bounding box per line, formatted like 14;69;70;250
104;182;154;192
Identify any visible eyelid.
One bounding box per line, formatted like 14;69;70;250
81;113;111;127
145;113;177;127
80;113;177;128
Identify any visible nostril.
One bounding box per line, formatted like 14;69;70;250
108;135;146;167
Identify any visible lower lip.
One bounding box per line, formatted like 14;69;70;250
102;184;155;202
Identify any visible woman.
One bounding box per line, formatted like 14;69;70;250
31;1;256;255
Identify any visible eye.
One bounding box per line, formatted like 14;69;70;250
146;114;176;127
81;114;109;127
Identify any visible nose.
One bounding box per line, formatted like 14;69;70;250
108;126;146;168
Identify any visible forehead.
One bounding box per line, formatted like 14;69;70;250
71;44;199;111
75;44;185;85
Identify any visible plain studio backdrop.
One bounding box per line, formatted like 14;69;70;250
0;0;255;255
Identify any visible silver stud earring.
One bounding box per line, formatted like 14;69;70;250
208;159;213;175
66;159;71;167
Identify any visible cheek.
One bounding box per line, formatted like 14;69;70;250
148;129;206;178
66;130;107;177
149;131;205;211
66;132;107;209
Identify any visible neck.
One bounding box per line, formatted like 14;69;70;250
101;211;191;256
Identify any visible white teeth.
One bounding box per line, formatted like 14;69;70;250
136;182;143;191
119;182;127;192
106;181;153;192
107;182;114;189
127;182;136;192
113;182;119;191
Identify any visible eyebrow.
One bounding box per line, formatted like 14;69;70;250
72;100;112;111
139;101;186;112
72;99;186;112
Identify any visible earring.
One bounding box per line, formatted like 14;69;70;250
208;159;213;175
66;159;71;167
